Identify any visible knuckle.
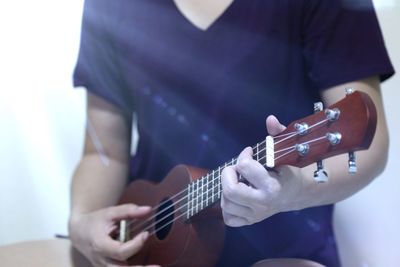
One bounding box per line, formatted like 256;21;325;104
221;199;232;213
223;215;233;227
120;203;137;212
260;193;269;203
221;165;233;176
266;181;281;196
91;239;102;254
247;207;256;218
223;184;237;199
113;248;128;261
237;158;252;172
225;220;233;227
221;166;235;183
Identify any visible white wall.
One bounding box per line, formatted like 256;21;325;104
334;1;400;266
0;0;399;266
0;0;85;244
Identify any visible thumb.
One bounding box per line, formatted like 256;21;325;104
266;115;286;136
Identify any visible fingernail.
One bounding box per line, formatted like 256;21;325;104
142;231;149;241
138;206;151;211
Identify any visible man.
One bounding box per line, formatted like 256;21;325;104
69;0;394;266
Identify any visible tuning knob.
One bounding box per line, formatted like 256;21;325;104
326;132;342;145
348;151;357;174
314;160;328;183
314;101;324;112
325;108;341;121
296;143;310;156
295;123;309;135
345;87;354;95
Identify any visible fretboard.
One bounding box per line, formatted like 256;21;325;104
185;140;267;219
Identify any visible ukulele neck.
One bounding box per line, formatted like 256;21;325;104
184;90;377;219
185;140;268;219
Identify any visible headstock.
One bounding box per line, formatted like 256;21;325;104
270;90;377;172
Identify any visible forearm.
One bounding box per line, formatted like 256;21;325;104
293;139;388;210
286;77;389;210
70;153;129;219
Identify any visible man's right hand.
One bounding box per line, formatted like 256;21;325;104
69;204;160;267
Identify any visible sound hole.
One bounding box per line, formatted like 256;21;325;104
155;198;174;240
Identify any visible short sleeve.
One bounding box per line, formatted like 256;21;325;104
73;0;132;111
302;0;395;89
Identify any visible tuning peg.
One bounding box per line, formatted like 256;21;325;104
314;160;328;183
314;101;324;112
348;151;357;174
325;108;341;121
326;132;342;145
296;143;310;156
294;123;309;135
345;87;354;95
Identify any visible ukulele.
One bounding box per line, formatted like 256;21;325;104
117;89;377;267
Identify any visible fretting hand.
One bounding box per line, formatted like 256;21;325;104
221;115;304;227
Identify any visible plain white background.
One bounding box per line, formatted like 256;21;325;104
0;0;399;266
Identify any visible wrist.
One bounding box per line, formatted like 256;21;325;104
276;166;308;212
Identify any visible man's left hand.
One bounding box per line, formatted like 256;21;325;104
220;115;303;227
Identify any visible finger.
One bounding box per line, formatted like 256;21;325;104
236;146;267;189
107;204;151;221
222;211;250;227
237;146;253;163
98;231;149;261
266;115;286;136
221;194;254;218
221;166;262;206
120;231;150;257
237;158;282;196
236;152;269;190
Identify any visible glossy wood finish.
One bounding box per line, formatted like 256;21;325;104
119;165;225;267
275;91;377;168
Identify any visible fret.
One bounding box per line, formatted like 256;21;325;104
198;180;200;213
195;180;199;214
217;170;221;199
186;183;191;219
217;167;221;200
191;182;195;217
211;172;214;203
200;177;204;210
206;171;214;206
260;141;264;166
261;141;267;167
256;142;259;162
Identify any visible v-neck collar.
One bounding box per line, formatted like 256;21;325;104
173;0;235;31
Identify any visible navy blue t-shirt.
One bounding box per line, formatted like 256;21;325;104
73;1;394;266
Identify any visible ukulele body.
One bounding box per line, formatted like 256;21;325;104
118;165;225;267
